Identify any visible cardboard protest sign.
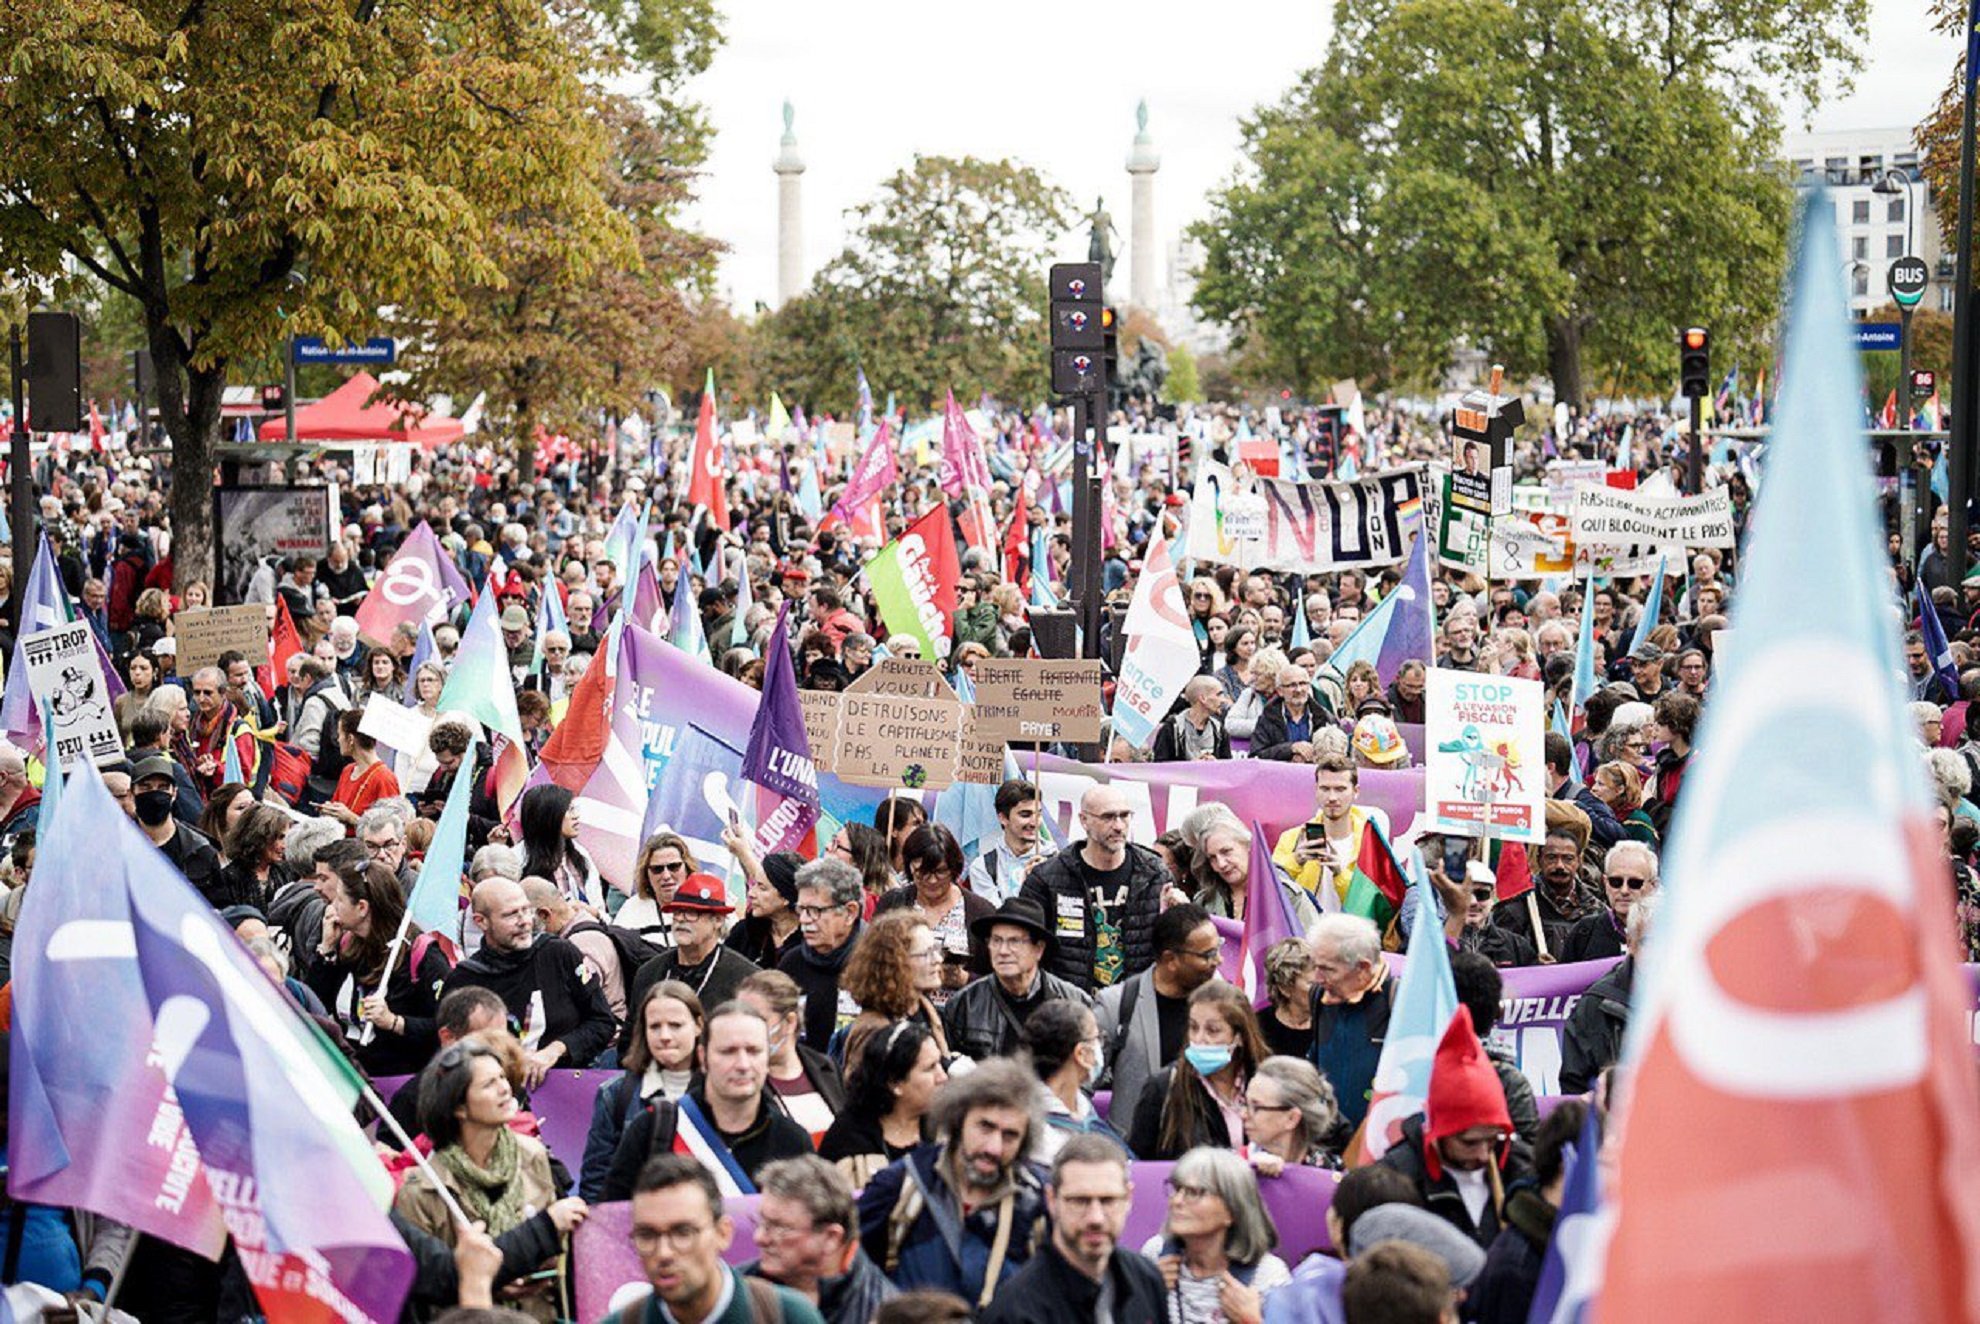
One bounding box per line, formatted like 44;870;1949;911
1187;460;1426;574
831;689;963;790
1436;473;1490;574
22;621;122;769
174;604;271;675
797;690;842;773
971;658;1104;742
956;707;1010;785
844;656;957;700
1423;669;1545;844
1570;484;1736;548
1448;378;1523;517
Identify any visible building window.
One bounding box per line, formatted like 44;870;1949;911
1827;156;1851;183
1889;197;1906;223
1853;235;1868;260
1888;233;1905;258
1946;285;1959;313
1852;199;1871;224
1853;267;1870;298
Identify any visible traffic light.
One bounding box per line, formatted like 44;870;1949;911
261;383;288;413
1678;326;1710;399
1050;262;1105;397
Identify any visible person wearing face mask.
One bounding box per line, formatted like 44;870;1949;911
126;755;222;901
1127;983;1269;1162
1024;999;1130;1162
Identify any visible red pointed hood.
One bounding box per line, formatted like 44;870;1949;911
1423;1005;1512;1181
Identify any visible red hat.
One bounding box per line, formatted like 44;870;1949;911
662;873;735;914
1422;1005;1513;1181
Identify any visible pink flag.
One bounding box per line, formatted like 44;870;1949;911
1238;819;1301;1008
828;421;897;534
353;522;470;647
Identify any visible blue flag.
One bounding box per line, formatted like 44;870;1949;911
1628;556;1668;657
1526;1105;1602;1324
1918;579;1959;701
1325;526;1434;685
34;705;60;845
406;746;475;938
1570;579;1599;717
1551;700;1583;789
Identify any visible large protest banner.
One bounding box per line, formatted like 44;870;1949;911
22;621;122;769
1187;461;1426;574
1487;509;1575;577
1423;670;1545;844
1570;483;1736;548
213;485;332;604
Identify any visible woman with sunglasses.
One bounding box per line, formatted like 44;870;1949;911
816;1019;947;1188
614;831;693;946
1139;1146;1289;1324
1127;983;1269;1161
1240;1057;1342;1176
578;980;704;1201
395;1041;587;1322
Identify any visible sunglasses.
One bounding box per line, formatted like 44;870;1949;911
1605;875;1652;891
1469;886;1495;903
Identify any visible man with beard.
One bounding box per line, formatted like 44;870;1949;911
857;1059;1050;1309
1377;1006;1533;1249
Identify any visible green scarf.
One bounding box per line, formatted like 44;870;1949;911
432;1126;529;1235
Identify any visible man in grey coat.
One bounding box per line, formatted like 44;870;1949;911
1092;903;1221;1132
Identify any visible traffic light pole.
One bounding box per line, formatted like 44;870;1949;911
9;328;29;595
1688;393;1704;496
1948;0;1979;584
1900;307;1918;567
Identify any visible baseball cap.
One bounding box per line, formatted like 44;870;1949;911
499;605;530;631
663;873;735;914
1348;1204;1487;1288
131;754;177;786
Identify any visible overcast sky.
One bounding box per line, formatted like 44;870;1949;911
682;0;1957;313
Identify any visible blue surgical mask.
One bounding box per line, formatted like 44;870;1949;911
1184;1044;1234;1077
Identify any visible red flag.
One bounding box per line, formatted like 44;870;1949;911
537;643;613;792
1493;840;1532;902
88;403;105;453
259;595;303;698
688;380;730;530
1880;388;1899;430
1003;482;1031;589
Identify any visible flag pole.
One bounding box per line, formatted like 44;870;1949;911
356;1072;474;1229
357;906;418;1047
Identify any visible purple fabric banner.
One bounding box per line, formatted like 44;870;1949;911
374;1068;615;1177
1031;754;1425;850
1379;952;1619;1095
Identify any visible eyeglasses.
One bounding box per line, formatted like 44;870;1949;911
1166;1181;1214;1202
1178;944;1224;964
631;1223;713;1254
795;903;849;920
909;947;942;963
754;1214;818;1241
191;688;219;697
1605;875;1652;891
1240;1099;1294;1115
986;935;1040;952
1082;810;1133;824
1468;886;1495;903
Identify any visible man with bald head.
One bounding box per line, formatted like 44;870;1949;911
441;876;618;1085
1151;675;1232;762
1021;784;1170;992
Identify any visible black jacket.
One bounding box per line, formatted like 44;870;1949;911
622;945;764;1053
390;1207;562;1318
302;939;453;1078
1472;1187;1555;1324
1376;1113;1533;1249
1559;956;1633;1095
1019;843;1168;994
1150;711;1232;762
744;1249;899;1324
779;926;862;1053
600;1087;815;1201
1249;697;1323;761
1124;1064;1235;1162
941;971;1091;1063
441;934;617;1068
981;1238;1165;1324
1557;911;1627;965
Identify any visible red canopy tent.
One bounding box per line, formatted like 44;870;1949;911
256;371;464;448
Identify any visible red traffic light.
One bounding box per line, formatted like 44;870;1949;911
1100;307;1116;331
1682;327;1708;350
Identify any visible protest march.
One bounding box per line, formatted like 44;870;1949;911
0;193;1976;1324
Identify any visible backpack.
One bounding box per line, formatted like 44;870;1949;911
565;918;663;1009
302;678;354;803
265;739;313;805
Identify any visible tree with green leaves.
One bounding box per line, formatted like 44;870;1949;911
1165;345;1202;404
756;155;1071;414
390;3;723;476
1192;0;1863;406
0;0;652;590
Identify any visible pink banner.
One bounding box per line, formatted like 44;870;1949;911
373;1068;615;1175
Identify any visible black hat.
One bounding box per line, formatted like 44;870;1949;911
763;851;803;906
970;896;1054;949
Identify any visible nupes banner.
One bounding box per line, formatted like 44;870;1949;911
1188;461;1426;573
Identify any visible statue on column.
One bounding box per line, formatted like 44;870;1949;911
1082;197;1119;288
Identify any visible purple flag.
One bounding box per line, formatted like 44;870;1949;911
19;767;413;1321
353;520;470;646
741;606;819;853
1238;819;1302;1008
630;556;668;635
829;420;897;527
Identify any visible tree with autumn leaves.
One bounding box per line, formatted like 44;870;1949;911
0;0;718;589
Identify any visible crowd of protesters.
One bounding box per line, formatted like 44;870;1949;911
0;388;1963;1324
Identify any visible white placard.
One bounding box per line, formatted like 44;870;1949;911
358;693;435;758
21;622;122;770
1423;668;1545;845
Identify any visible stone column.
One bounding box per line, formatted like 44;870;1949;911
1125;99;1160;312
773;100;806;308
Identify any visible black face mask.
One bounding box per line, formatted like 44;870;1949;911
134;788;175;827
